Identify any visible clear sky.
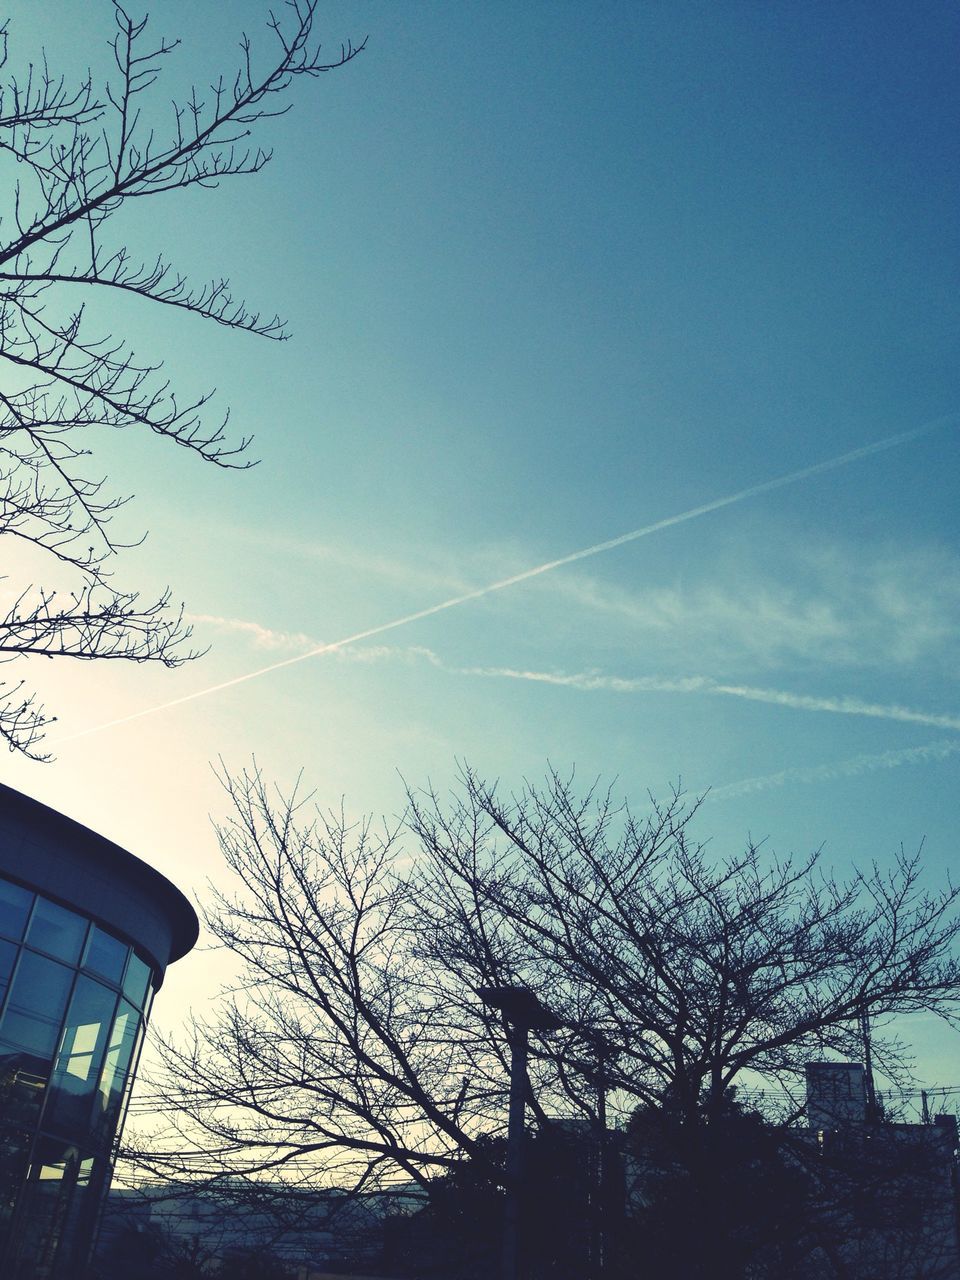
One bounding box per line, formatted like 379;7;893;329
4;1;960;1096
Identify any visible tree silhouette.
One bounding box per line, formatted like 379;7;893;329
134;764;960;1210
0;3;363;756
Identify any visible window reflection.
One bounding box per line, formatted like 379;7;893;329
0;1044;52;1131
53;1154;101;1278
82;927;128;985
46;977;116;1138
0;938;17;1012
7;1137;80;1280
122;952;151;1008
0;1121;32;1250
93;1001;140;1144
0;953;74;1058
25;900;87;966
0;876;163;1280
0;883;32;944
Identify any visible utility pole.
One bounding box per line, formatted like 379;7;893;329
479;985;561;1280
859;1009;880;1122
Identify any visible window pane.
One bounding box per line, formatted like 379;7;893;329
0;1122;33;1258
0;1042;54;1130
53;1155;105;1278
0;938;17;1011
122;953;151;1008
0;952;73;1057
83;927;128;985
45;976;117;1139
26;898;87;964
141;980;155;1026
7;1136;80;1279
93;1001;140;1145
0;881;32;942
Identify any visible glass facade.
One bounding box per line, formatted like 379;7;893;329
0;875;154;1280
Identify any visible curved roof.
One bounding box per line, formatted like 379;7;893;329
0;782;199;976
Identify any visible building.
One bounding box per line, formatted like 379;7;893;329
0;783;198;1280
95;1179;424;1277
805;1061;871;1129
802;1062;960;1280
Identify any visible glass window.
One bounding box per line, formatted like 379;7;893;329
0;1121;33;1257
0;881;32;942
111;1017;145;1150
82;927;128;986
0;938;17;1012
141;979;155;1026
26;898;87;965
121;952;151;1009
93;1001;140;1145
0;1040;53;1131
0;951;74;1057
7;1136;80;1279
51;1154;103;1279
45;976;117;1139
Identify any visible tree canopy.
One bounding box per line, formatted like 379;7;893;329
135;765;960;1198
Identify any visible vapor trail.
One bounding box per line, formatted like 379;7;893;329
709;739;960;800
57;414;955;744
452;664;960;733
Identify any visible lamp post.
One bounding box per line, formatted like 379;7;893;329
576;1031;619;1280
559;1029;620;1280
479;985;561;1280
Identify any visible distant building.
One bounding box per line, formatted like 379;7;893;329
95;1179;424;1276
803;1061;960;1280
805;1061;870;1129
0;784;198;1280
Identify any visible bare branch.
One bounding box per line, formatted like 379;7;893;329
0;4;364;755
133;765;960;1207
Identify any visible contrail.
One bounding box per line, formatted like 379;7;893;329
56;414;956;744
451;664;960;733
709;739;960;800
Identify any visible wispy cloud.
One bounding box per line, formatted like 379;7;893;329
186;613;317;652
185;616;442;667
56;416;958;744
191;527;471;598
191;626;960;740
710;740;960;800
539;543;960;672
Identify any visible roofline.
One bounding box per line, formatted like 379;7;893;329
0;782;199;965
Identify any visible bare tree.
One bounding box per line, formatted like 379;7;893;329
407;768;960;1123
134;764;960;1205
0;3;363;757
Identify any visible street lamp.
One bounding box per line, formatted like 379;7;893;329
478;985;561;1280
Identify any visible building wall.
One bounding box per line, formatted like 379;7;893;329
805;1061;868;1129
0;787;198;1280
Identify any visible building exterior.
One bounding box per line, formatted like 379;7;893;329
805;1061;871;1129
95;1179;425;1277
802;1062;960;1280
0;783;198;1280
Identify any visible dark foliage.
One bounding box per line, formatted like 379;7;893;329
387;1126;618;1280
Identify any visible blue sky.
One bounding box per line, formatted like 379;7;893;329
4;0;959;1091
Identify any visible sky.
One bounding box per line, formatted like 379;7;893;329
3;0;960;1098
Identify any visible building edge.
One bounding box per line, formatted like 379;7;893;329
0;782;199;983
